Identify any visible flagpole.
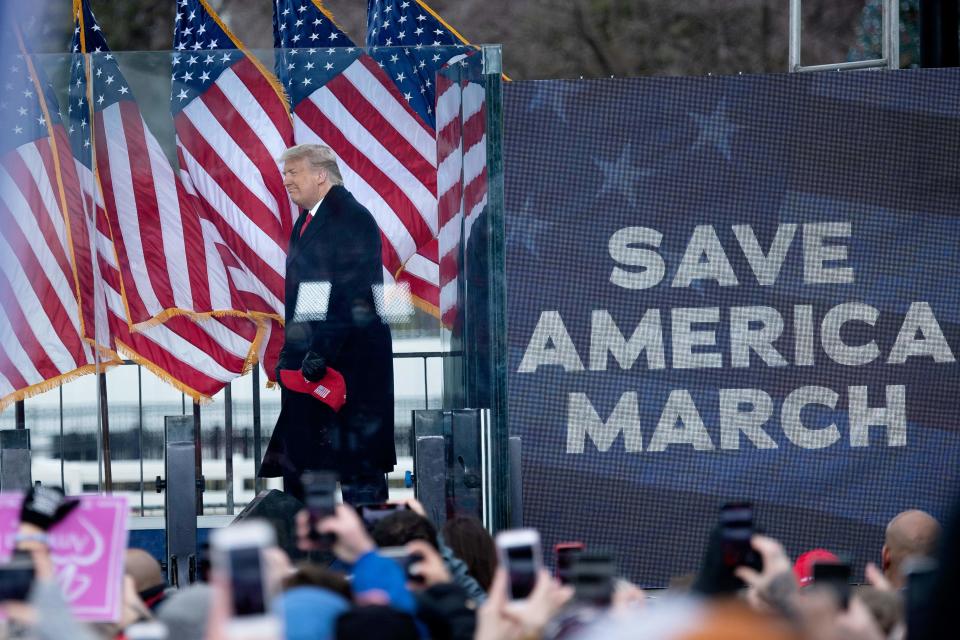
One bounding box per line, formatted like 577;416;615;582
99;365;113;494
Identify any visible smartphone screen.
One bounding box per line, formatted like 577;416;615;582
302;471;337;543
720;502;758;570
812;562;851;610
302;471;337;520
506;545;538;599
229;547;267;617
572;552;616;607
359;503;405;528
555;543;585;585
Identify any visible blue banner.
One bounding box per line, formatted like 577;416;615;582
504;70;960;585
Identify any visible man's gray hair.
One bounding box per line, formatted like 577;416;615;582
281;144;343;185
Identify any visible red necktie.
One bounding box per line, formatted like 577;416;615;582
299;212;312;238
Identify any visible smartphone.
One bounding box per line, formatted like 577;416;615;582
496;528;542;600
554;542;585;584
719;502;761;571
302;470;338;542
571;551;616;607
211;521;280;637
0;550;35;602
359;503;408;529
812;561;852;610
378;546;426;583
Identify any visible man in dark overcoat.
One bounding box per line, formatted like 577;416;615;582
259;144;395;504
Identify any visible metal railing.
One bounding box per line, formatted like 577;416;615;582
6;350;449;516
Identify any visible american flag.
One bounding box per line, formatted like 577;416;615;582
0;30;98;410
173;0;300;383
69;0;261;400
367;0;488;325
69;0;239;326
172;0;296;323
435;55;488;327
366;0;469;128
274;0;439;316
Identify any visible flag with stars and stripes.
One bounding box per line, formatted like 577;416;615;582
70;0;241;327
434;54;488;327
172;0;296;324
0;29;100;410
366;0;470;129
367;0;488;325
274;0;442;316
173;0;300;384
68;0;264;401
364;38;468;319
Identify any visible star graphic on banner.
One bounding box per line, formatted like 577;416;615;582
689;98;740;161
594;144;654;203
528;80;572;123
506;197;553;257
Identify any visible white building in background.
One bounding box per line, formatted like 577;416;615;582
11;337;441;516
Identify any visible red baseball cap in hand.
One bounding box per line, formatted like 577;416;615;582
793;548;840;587
279;367;347;412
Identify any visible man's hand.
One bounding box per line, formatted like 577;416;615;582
475;568;573;640
297;504;374;563
504;569;573;632
398;497;427;517
475;570;522;640
404;540;451;590
301;351;327;381
734;534;796;613
794;590;885;640
612;578;646;613
864;562;894;592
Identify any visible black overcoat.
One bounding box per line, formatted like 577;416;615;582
259;185;396;479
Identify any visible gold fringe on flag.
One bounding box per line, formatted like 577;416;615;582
115;339;214;404
0;363;119;414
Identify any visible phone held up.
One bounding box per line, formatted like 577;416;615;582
302;470;338;544
554;541;585;585
211;520;282;638
812;560;852;610
496;528;543;600
570;551;616;607
719;501;762;572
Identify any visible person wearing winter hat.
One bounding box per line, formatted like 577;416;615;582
276;586;350;640
155;583;213;640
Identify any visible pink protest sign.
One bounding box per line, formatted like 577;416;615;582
0;493;129;622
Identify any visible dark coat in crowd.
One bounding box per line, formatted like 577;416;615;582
260;184;395;479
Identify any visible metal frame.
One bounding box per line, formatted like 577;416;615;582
789;0;900;72
0;429;32;490
481;44;511;532
11;350;447;514
162;416;198;587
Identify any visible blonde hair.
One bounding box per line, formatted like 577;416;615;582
281;144;343;185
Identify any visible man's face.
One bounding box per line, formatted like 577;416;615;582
282;158;326;209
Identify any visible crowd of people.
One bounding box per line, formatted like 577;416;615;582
1;485;957;640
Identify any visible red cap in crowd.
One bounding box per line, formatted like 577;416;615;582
279;367;347;412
